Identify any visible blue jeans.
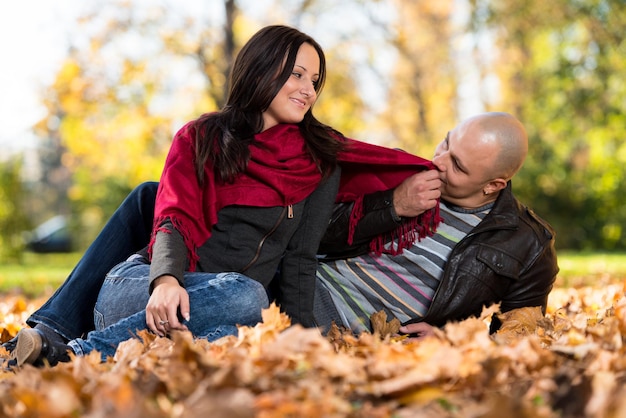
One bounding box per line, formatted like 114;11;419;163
68;259;269;360
27;182;159;340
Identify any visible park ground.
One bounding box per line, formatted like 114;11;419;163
0;251;624;417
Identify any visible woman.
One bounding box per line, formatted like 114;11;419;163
9;25;441;368
11;24;346;366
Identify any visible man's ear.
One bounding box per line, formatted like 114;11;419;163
485;178;508;195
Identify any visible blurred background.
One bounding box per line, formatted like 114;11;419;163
1;0;625;263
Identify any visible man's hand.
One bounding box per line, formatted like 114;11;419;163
393;170;442;218
398;322;436;341
146;275;190;336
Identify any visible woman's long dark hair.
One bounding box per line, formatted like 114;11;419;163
193;25;345;184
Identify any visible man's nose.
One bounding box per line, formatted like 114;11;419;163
432;153;445;171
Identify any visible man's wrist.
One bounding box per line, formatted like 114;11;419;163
388;188;404;222
390;204;403;222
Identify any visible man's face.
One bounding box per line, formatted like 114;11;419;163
431;119;499;208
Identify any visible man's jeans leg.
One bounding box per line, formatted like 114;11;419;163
68;271;270;361
27;182;159;340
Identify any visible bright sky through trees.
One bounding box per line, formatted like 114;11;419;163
0;1;85;156
0;0;400;158
0;0;260;156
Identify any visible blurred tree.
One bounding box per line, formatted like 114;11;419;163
33;1;242;248
28;107;72;228
32;0;368;249
472;0;626;250
369;0;461;155
0;159;31;262
30;0;625;252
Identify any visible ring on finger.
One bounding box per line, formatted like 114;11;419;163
159;320;169;325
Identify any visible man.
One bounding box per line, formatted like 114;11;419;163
5;112;557;364
314;112;557;338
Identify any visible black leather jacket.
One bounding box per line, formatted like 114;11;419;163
318;182;559;331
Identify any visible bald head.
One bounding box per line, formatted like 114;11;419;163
432;112;529;208
467;112;528;180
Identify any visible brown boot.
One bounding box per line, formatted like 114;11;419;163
10;329;71;367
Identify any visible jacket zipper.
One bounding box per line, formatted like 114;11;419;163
241;206;289;273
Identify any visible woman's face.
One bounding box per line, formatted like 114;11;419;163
262;43;320;131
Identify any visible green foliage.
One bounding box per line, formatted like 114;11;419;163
476;0;626;250
0;252;80;297
69;177;134;250
1;251;622;298
556;250;626;287
0;159;31;263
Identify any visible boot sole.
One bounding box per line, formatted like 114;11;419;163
10;329;43;366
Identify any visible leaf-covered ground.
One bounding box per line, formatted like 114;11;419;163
1;281;625;418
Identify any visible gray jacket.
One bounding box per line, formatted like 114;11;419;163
150;169;341;327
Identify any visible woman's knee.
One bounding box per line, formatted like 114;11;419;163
131;181;158;202
230;274;269;308
94;262;151;329
237;278;270;322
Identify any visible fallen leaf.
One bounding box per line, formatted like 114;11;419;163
493;306;544;344
370;310;401;337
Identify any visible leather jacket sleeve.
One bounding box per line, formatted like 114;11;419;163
493;209;559;314
318;189;404;260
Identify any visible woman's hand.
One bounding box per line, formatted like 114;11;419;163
146;275;190;336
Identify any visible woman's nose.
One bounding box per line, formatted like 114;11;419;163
301;80;315;97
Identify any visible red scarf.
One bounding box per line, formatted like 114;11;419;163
336;139;441;255
150;121;440;270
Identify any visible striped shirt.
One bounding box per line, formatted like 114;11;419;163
316;200;492;333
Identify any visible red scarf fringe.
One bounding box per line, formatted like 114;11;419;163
347;196;442;256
